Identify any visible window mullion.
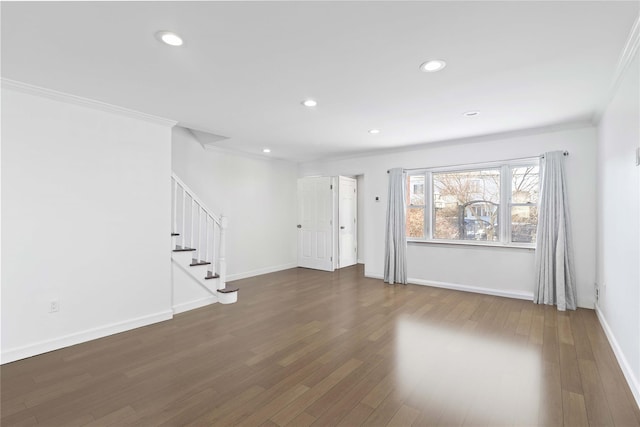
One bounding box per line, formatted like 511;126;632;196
500;165;511;244
424;171;432;239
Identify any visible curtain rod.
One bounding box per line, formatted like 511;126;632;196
387;151;569;173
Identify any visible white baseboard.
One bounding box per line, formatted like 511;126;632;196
365;273;533;301
173;296;217;315
227;262;297;282
357;259;365;264
1;310;173;365
595;305;640;409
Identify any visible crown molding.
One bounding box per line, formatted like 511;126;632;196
308;119;594;165
1;78;178;127
593;14;640;124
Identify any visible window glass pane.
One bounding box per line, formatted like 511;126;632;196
512;166;539;204
406;207;425;238
432;169;500;241
407;175;425;206
511;206;538;243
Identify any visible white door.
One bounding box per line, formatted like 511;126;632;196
297;177;334;271
338;176;357;268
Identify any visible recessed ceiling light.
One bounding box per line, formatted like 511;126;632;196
368;129;381;134
156;31;183;47
302;99;317;107
419;60;447;72
463;111;480;117
262;148;271;153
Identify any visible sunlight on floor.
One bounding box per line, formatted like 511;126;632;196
395;317;541;425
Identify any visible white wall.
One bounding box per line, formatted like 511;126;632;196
300;125;597;307
1;84;174;363
172;127;298;281
596;49;639;405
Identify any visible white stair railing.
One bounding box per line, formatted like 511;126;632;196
171;173;226;288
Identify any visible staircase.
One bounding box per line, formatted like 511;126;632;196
171;173;238;305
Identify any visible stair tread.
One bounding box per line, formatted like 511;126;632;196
190;261;211;266
173;246;196;252
204;273;220;280
217;287;239;294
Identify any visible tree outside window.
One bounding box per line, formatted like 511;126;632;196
405;161;539;246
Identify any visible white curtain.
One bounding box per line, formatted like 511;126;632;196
384;168;407;284
534;151;577;311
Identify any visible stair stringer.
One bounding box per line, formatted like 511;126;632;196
171;250;221;314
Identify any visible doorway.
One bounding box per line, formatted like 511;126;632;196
338;176;357;268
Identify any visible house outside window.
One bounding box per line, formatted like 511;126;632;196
406;161;539;246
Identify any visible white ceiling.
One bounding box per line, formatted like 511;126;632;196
2;1;638;162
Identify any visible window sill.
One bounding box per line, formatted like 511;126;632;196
407;239;535;250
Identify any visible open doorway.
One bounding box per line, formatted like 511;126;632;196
338;176;357;268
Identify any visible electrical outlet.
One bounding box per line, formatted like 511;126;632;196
49;299;59;313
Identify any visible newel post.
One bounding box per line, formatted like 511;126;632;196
219;216;228;289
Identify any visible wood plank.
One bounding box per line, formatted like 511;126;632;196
562;390;588;427
270;358;363;426
337;403;374;426
386;404;420;427
577;358;614;426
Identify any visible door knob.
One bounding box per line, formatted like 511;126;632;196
340;226;345;229
297;224;302;228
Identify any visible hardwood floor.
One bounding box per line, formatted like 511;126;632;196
2;265;639;426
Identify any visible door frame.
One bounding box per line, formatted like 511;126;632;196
336;176;358;269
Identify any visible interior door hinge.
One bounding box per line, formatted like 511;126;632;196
330;184;333;190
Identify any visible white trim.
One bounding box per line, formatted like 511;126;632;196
595;304;640;409
357;259;365;264
366;273;533;301
311;121;593;164
227;263;298;282
593;14;640;123
0;310;173;364
172;296;217;315
407;239;535;251
1;78;178;127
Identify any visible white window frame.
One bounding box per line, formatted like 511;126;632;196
406;158;539;248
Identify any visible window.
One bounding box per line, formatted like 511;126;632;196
406;161;539;246
406;175;425;238
433;169;500;241
510;166;539;243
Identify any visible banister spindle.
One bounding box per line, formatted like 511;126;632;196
191;198;196;251
205;215;210;266
197;206;202;262
181;186;186;248
172;178;178;235
219;216;228;289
